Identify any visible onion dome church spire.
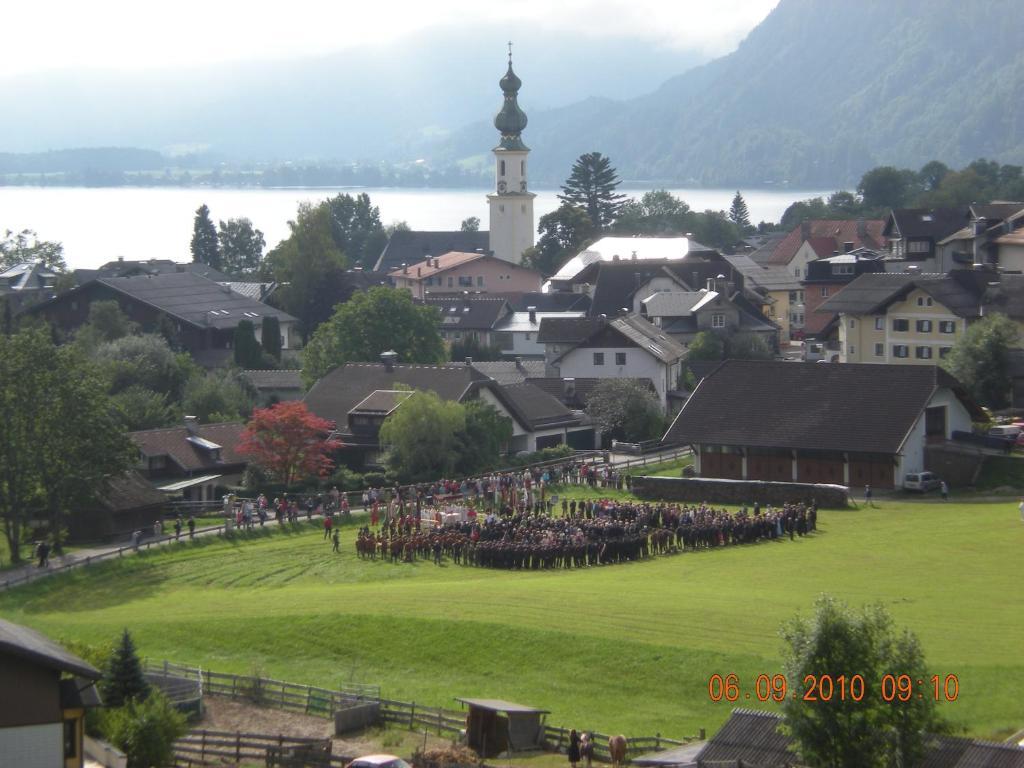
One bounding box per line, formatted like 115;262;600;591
494;43;529;151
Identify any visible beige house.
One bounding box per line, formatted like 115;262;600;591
389;251;542;299
819;269;1024;365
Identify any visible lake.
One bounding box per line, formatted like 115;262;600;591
0;185;832;270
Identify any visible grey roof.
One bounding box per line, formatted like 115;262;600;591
610;315;686;363
220;281;275;301
95;258;237;283
724;255;802;291
48;272;298;330
498;291;592;313
493;310;586;334
664;360;977;455
96;470;167;513
305;362;486;431
970;202;1024;223
0;261;58;291
374;230;490;273
455;698;549;714
747;232;788;264
422;296;511;331
818;270;1017;319
696;709;1024;768
537;316;607;343
240;370;304;391
472;360;547;385
630;741;704;767
488;382;581;430
0;618;100;679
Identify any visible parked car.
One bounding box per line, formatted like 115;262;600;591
904;471;942;492
347;756;412;768
988;425;1022;440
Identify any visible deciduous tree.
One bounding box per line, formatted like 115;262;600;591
190;204;221;269
942;313;1018;409
302;286;445;386
456;401;513;473
780;595;943;768
584;379;663;443
0;228;67;271
379;391;465;481
558;152;626;230
237;401;341;488
614;190;691;235
460;216;481;232
686;331;725;361
325;193;388;270
217;217;265;276
181;369;254;424
521;204;596;276
262;202;348;342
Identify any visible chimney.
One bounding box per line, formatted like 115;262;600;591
856;217;867;239
515;356;525;372
426;256;432;268
380;350;398;372
117;256;124;262
464;357;473;367
801;221;811;240
527;305;537;323
843;241;854;253
631;251;638;261
184;415;199;435
417;267;422;276
402;263;408;274
612;253;620;261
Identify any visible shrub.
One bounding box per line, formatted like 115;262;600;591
101;690;187;768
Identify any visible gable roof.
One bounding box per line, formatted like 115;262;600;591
886;208;966;241
818;270;1018;319
537;316;607;343
130;422;248;472
527;376;656;409
374;230;490;273
0;619;100;679
421;295;510;331
0;261;58;292
305;362;485;430
486;382;581;430
493;310;586;334
767;219;886;266
969;202;1024;224
96;470;168;512
390;251;485;279
664;360;973;454
240;370;304;391
640;291;713;317
609;314;687;363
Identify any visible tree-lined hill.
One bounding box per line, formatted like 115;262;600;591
434;0;1024;186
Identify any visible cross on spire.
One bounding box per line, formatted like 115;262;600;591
507;41;513;63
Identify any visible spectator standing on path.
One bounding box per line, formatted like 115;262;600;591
131;530;141;551
154;519;163;538
187;515;196;538
174;517;182;540
323;514;333;540
864;485;873;508
332;528;340;553
940;480;949;501
36;541;50;568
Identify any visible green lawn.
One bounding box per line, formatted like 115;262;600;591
1;497;1021;743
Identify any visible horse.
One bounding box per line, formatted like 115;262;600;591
607;735;628;768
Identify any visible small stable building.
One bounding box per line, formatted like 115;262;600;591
455;698;549;757
0;619;103;768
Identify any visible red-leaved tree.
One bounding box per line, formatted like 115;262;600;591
236;401;342;488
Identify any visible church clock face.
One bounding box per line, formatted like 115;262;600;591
497;180;507;193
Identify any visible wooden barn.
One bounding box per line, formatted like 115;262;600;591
455;698;548;757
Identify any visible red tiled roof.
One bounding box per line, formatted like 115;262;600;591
767;220;886;265
129;422;247;472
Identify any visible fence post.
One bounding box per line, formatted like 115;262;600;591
437;710;442;735
201;731;206;760
655;733;660;750
410;702;416;729
699;728;705;740
236;732;241;762
306;687;312;714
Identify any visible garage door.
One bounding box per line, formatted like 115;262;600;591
796;456;844;485
700;448;743;479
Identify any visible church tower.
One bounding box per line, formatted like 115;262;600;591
487;45;535;264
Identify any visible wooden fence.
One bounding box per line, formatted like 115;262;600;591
151;661;700;764
171;728;349;767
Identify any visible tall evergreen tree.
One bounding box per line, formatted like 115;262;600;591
233;319;263;369
558;152;626;230
261;316;282;361
101;629;151;707
190;204;221;269
728;191;752;231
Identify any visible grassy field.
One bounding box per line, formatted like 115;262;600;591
1;494;1021;743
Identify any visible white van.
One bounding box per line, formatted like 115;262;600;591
904;471;941;492
988;425;1022;439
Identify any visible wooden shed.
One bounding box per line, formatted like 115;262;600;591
455;698;549;757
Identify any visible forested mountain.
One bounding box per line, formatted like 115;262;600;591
434;0;1024;187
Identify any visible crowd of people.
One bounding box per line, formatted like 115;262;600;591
351;497;817;570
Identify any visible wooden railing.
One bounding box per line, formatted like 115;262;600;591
171;728;349;767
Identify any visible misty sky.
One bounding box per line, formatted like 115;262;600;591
5;0;779;76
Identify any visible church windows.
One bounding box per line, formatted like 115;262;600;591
520;160;525;175
500;160;506;176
